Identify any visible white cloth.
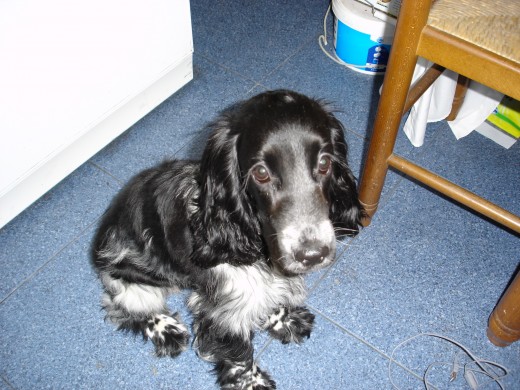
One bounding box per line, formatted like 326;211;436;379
448;81;504;140
402;58;503;147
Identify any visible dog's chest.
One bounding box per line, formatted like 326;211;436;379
189;262;307;337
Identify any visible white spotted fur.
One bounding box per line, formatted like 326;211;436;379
188;262;307;339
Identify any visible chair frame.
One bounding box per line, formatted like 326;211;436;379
358;0;520;346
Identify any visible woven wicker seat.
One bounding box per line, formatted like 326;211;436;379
429;0;520;63
358;0;520;347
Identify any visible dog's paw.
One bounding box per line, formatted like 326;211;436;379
266;307;315;344
144;313;190;357
218;362;276;390
251;364;277;390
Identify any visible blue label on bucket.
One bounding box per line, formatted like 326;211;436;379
334;18;391;73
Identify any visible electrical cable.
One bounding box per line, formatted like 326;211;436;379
389;333;509;389
318;0;393;70
318;3;368;69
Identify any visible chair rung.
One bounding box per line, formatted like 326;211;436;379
388;154;520;233
404;64;445;113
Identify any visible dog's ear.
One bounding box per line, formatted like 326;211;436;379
327;114;365;236
190;118;264;268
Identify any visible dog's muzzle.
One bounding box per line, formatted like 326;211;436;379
275;221;336;274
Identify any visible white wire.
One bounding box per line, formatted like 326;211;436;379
389;332;509;389
318;4;368;69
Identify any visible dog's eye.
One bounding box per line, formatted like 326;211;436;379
318;155;332;175
252;165;271;183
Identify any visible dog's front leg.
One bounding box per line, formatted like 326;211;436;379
265;306;315;344
214;358;276;390
193;318;276;390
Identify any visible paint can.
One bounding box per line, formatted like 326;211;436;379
332;0;396;74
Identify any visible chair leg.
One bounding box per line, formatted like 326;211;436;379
358;0;432;226
487;271;520;347
445;75;469;121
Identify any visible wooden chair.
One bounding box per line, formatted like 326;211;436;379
358;0;520;346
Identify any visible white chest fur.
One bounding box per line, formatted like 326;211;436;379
188;262;307;339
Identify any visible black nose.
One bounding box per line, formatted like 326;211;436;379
294;245;330;266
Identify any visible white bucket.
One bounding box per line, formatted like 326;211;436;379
332;0;396;75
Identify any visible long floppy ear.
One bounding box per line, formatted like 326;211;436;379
327;113;365;236
190;116;264;268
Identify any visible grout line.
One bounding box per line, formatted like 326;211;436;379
88;161;125;185
86;127;208;184
246;83;269;95
306;235;359;295
197;52;260;86
198;31;317;90
256;236;361;361
372;174;407;214
307;305;428;386
1;376;15;390
254;301;430;387
369;122;448;217
340;120;374;142
344;126;368;142
258;36;317;85
254;337;275;362
0;216;101;306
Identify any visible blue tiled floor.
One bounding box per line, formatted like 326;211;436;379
1;1;519;389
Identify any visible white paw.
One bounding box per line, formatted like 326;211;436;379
145;313;190;357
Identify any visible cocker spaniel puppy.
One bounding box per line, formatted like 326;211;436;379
92;90;363;389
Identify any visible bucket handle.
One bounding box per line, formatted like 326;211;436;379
318;1;396;69
318;3;367;69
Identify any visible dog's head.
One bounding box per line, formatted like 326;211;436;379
194;90;363;274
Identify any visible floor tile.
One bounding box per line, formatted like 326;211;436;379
191;0;327;83
413;125;520;215
0;163;120;301
257;312;391;390
308;178;520;387
0;379;12;390
0;226;218;390
90;55;257;183
264;40;384;139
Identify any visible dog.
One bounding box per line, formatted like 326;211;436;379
92;90;363;389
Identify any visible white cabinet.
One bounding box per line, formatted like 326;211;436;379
0;0;193;228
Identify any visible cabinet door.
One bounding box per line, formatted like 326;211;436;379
0;0;193;227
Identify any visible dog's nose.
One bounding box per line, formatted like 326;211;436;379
294;245;330;266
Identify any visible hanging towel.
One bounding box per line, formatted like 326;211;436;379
402;58;503;147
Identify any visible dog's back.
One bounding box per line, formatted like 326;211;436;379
93;160;200;286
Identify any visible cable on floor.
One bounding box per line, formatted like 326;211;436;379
389;333;509;389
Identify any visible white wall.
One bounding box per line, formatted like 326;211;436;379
0;0;193;228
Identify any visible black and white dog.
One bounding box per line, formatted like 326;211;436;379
92;90;363;389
